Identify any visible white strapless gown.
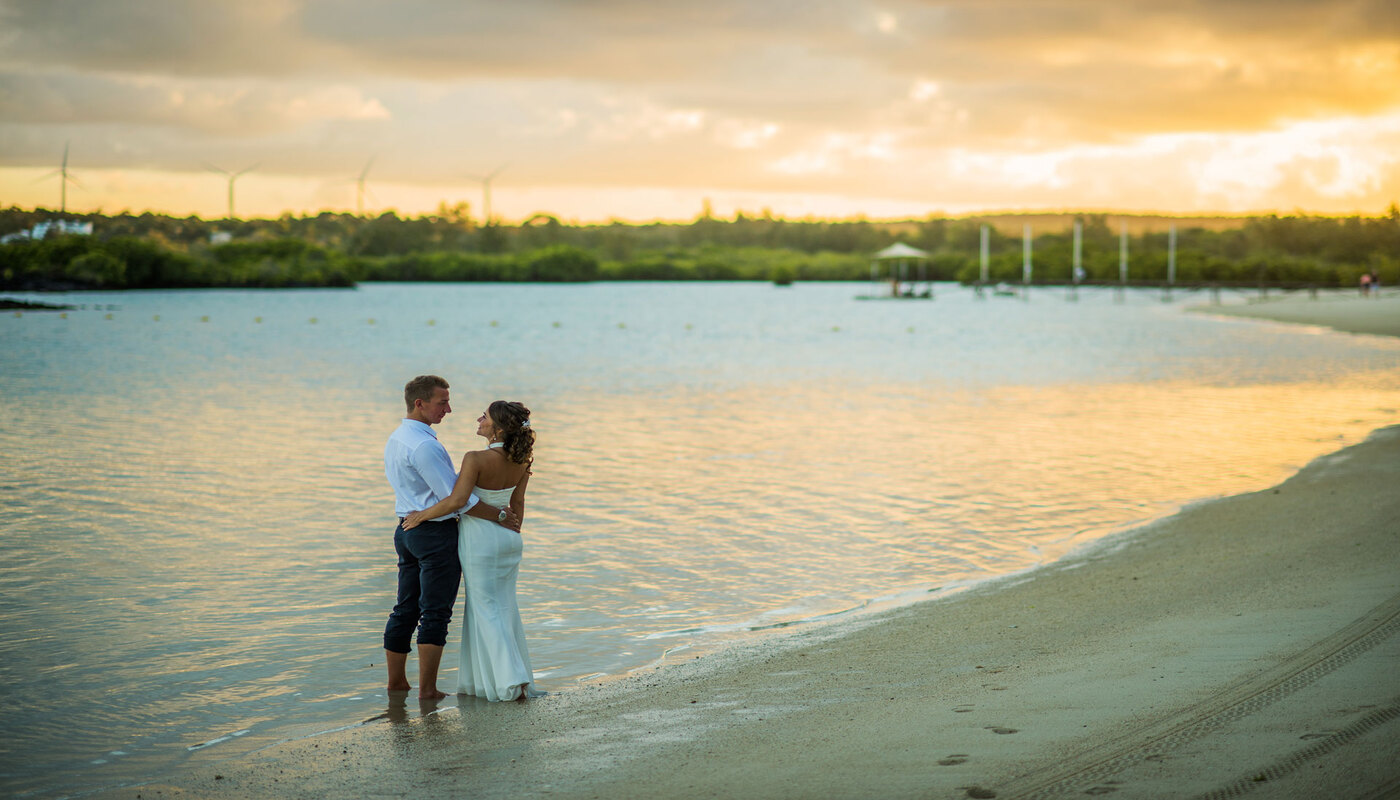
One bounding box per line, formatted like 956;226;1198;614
456;485;535;701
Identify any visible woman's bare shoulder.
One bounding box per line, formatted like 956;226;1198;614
461;448;493;465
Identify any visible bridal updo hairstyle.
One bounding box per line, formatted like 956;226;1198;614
489;400;534;465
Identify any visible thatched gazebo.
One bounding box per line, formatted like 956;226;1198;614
863;242;933;299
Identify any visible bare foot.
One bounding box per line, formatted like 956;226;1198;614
419;688;447;700
387;682;411;693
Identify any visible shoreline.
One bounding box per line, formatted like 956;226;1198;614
101;425;1400;799
1189;291;1400;338
0;297;73;311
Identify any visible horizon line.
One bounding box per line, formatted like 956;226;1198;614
8;203;1399;227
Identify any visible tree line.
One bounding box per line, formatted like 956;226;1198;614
2;204;1397;291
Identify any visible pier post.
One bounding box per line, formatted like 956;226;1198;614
1022;224;1032;301
1070;219;1081;302
977;224;990;299
1164;223;1176;302
1117;223;1128;304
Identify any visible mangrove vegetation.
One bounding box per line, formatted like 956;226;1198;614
2;205;1397;291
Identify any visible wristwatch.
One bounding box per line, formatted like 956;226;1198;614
497;507;509;523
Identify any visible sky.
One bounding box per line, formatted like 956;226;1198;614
1;0;1399;223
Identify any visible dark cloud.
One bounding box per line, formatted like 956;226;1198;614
0;0;336;76
2;0;1393;137
0;71;388;134
1;0;1397;216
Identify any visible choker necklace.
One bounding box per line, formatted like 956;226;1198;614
487;441;504;449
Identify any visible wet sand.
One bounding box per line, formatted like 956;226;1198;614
102;425;1400;799
1191;292;1400;338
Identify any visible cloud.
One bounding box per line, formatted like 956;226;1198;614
5;0;1395;138
767;131;897;175
585;98;706;143
1;0;1398;217
714;119;782;149
0;0;332;77
0;72;389;136
928;111;1400;213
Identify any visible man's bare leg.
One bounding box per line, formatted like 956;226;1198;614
417;644;447;699
385;649;411;692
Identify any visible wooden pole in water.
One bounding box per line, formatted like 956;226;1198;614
980;224;990;293
1168;223;1177;284
1071;219;1082;301
1118;223;1129;303
1022;223;1032;299
1166;223;1177;300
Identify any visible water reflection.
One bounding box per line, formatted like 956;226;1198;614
0;283;1397;798
375;692;456;726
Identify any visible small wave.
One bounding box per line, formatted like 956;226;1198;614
187;729;249;751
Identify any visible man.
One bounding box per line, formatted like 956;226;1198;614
383;375;519;698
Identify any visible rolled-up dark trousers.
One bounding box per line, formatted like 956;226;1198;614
383;519;461;653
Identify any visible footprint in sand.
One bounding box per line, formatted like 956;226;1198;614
938;754;970;766
985;726;1019;735
962;786;997;799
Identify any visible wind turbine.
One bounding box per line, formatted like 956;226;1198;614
207;162;258;220
353;156;375;217
37;142;81;213
468;164;507;224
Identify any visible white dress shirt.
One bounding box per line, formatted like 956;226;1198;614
384;419;478;521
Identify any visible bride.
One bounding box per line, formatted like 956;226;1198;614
402;400;537;701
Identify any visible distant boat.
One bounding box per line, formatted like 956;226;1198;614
854;287;933;300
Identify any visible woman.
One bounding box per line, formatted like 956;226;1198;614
402;400;536;701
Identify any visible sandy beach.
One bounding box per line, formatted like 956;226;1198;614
1191;291;1400;338
96;416;1400;799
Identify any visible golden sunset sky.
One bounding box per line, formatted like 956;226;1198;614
1;0;1398;222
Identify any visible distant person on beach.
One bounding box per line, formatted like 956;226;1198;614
1361;271;1372;296
1370;269;1381;296
402;400;537;701
383;375;518;699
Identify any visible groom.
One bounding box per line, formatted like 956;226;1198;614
383;374;519;698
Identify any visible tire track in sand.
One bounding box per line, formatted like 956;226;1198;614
992;589;1400;799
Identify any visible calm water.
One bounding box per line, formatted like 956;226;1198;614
1;282;1398;797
